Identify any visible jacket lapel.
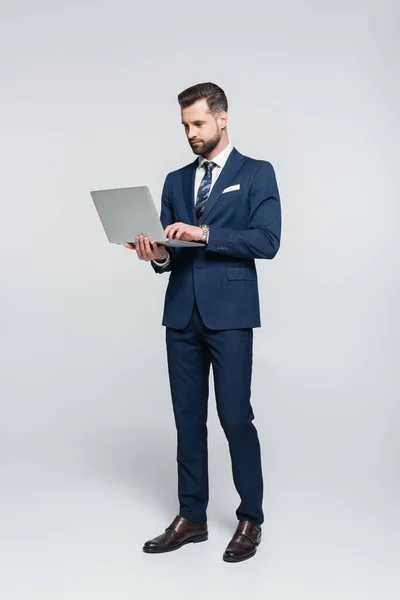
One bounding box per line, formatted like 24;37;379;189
180;147;246;226
181;159;198;225
198;147;245;225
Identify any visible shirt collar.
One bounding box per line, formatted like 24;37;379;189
198;143;234;169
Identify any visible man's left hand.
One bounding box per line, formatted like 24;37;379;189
165;223;203;242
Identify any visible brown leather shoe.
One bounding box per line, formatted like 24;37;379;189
223;520;262;562
142;515;208;553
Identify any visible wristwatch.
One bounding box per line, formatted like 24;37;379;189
200;224;209;243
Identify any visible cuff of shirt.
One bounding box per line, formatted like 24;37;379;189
152;254;171;267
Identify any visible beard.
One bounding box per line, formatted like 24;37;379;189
190;130;222;156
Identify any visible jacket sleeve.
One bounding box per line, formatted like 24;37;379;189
205;161;281;259
151;174;176;274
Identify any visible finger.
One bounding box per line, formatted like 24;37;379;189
165;223;181;239
143;236;153;260
151;241;165;259
139;235;151;260
176;226;188;240
139;235;149;259
124;242;135;249
136;236;145;259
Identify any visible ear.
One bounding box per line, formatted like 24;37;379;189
218;111;228;130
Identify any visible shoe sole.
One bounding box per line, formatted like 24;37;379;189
142;531;208;553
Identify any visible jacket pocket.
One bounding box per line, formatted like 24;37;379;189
226;267;257;281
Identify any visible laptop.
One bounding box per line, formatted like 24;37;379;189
90;185;205;247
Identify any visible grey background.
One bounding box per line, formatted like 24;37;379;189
1;0;399;598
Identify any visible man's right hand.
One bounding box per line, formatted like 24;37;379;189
124;235;169;262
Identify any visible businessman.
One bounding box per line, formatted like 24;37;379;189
124;82;281;562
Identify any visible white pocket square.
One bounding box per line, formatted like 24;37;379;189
222;184;240;193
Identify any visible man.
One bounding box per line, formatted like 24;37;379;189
124;82;281;562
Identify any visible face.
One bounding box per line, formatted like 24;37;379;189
181;98;227;156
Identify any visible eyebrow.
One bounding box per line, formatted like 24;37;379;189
181;120;206;125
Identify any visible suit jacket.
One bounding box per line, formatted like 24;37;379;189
151;146;281;330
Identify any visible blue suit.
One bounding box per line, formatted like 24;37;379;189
152;147;281;525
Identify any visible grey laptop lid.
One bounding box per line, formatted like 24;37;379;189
90;185;204;247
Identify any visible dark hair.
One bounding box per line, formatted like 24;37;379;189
177;82;228;116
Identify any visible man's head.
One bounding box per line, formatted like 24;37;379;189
178;82;229;158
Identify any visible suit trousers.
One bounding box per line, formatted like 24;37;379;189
165;297;264;525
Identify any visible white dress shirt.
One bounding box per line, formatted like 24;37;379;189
153;143;234;267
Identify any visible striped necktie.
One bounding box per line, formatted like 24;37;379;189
195;160;217;222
